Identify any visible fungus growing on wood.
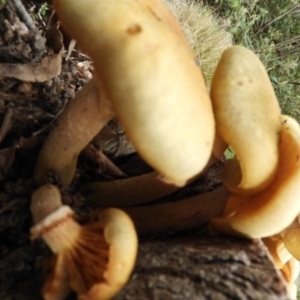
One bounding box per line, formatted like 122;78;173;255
210;116;300;239
122;186;229;236
30;184;138;300
211;45;281;195
49;0;215;186
82;154;218;207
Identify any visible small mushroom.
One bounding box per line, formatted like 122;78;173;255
52;0;215;186
282;228;300;262
211;45;281;195
281;257;300;284
210;115;300;238
280;257;299;300
30;184;138;300
262;237;292;269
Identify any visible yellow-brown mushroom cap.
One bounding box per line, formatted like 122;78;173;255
211;45;281;195
210;116;300;238
53;0;215;186
282;228;300;262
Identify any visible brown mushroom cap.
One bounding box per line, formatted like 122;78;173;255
211;45;281;195
123;186;229;236
210;116;300;238
53;0;215;186
82;154;218;207
82;171;181;207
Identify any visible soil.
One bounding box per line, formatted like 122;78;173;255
0;2;291;300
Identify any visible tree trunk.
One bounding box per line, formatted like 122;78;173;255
114;234;290;300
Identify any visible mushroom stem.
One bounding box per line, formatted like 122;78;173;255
122;186;229;236
34;78;114;186
82;155;218;207
280;257;300;300
262;237;292;269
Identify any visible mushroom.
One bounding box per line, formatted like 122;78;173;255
82;154;218;207
262;237;292;269
121;186;229;236
210;45;281;195
262;235;299;300
280;257;299;300
210;115;300;238
30;184;138;300
34;78;114;186
282;227;300;262
51;0;215;186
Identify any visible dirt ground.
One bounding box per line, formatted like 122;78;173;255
0;1;291;300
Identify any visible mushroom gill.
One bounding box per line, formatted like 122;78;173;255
30;184;138;300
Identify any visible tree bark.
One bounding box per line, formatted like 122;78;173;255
114;234;290;300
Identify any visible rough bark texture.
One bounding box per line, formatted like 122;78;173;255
114;235;290;300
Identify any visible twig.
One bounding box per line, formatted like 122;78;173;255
0;199;19;215
275;35;300;50
11;0;37;31
288;81;300;86
0;108;13;145
254;4;300;37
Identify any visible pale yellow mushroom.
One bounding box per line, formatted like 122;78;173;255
280;257;299;300
282;228;300;262
281;257;300;283
262;237;292;269
210;116;300;238
211;45;281;195
30;184;138;300
52;0;215;186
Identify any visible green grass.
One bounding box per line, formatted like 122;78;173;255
204;0;300;123
165;0;233;87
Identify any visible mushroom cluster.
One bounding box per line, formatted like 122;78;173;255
29;0;300;299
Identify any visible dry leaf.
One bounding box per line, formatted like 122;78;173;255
0;53;62;82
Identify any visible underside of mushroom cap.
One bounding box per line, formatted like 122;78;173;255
210;116;300;238
40;208;137;300
31;185;137;300
211;45;281;195
79;208;138;300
